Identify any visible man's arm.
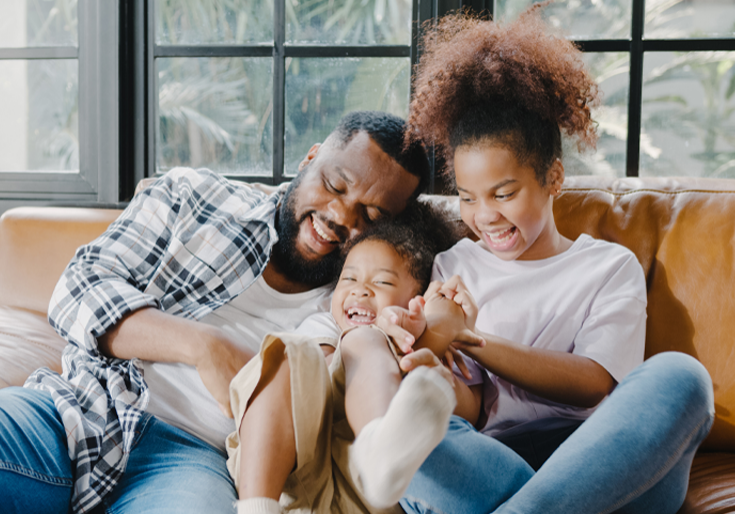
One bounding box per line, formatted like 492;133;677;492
48;168;268;415
98;307;254;416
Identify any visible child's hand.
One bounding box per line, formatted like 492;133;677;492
423;281;485;352
399;348;455;386
376;295;427;354
437;275;479;331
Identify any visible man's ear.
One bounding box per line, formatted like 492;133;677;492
549;158;565;197
298;143;321;172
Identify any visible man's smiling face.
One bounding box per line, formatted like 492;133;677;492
269;131;419;287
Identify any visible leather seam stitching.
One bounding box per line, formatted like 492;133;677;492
0;330;63;354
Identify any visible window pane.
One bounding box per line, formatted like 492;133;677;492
157;57;273;176
284;57;410;175
0;59;78;172
286;0;412;45
564;52;630;178
645;0;735;39
0;0;78;47
494;0;631;40
640;51;735;178
155;0;273;45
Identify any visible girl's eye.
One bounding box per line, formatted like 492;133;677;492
376;281;395;286
495;191;516;201
341;276;356;282
459;197;475;204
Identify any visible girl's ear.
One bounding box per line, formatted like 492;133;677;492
548;158;565;197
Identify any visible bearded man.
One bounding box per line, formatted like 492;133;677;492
0;111;429;514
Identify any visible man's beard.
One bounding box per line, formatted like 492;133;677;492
269;175;343;287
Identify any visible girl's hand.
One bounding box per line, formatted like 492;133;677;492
376;295;427;354
444;346;473;380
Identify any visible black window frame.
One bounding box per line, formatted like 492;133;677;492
119;0;429;199
118;0;735;202
0;0;120;212
441;0;735;178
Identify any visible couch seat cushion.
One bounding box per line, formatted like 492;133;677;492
0;305;66;388
679;453;735;514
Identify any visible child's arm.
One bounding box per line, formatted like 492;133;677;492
409;285;485;426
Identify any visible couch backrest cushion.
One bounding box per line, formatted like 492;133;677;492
0;207;123;314
554;176;735;451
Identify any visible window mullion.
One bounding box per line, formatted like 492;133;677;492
626;0;645;177
273;0;286;184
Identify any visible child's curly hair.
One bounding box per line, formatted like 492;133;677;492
341;200;462;294
407;4;600;184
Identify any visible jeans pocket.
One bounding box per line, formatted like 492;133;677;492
130;413;154;451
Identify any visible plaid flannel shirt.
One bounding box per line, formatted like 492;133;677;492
25;167;280;513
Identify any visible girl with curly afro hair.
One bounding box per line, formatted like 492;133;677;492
384;6;713;514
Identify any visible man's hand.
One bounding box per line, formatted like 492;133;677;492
376;295;427;354
194;327;256;418
98;307;255;418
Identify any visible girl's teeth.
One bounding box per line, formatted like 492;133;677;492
488;228;514;243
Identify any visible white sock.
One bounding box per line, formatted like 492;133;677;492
235;497;282;514
350;365;457;508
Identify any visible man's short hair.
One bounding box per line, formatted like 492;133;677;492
331;111;430;197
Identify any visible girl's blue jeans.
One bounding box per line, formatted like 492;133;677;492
0;387;237;514
0;352;714;514
400;351;715;514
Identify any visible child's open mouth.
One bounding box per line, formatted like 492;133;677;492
345;307;376;325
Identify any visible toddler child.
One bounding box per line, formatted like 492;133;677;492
226;201;483;514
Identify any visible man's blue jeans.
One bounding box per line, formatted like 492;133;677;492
0;387;237;514
400;352;715;514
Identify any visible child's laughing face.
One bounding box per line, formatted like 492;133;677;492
331;240;421;331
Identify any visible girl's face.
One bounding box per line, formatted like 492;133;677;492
454;144;564;261
331;240;421;331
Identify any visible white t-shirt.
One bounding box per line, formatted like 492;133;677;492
294;311;341;339
140;276;333;450
433;235;647;437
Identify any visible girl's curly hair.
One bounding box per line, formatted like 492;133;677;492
407;4;600;184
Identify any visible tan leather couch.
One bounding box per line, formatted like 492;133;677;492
0;176;733;513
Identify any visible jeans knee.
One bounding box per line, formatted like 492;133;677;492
644;352;714;422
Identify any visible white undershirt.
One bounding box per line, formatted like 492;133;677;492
140;276;333;450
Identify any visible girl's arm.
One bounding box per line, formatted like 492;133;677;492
439;275;616;409
460;333;615;409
